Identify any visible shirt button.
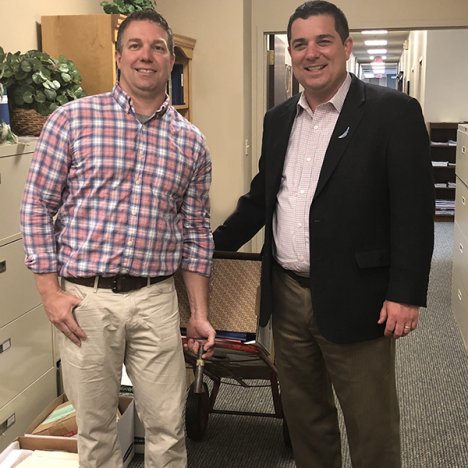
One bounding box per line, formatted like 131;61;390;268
306;157;311;162
314;125;319;130
127;239;134;246
300;189;305;194
297;223;302;227
131;207;138;216
298;256;304;261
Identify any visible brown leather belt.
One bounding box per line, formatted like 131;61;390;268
274;261;310;288
65;274;172;293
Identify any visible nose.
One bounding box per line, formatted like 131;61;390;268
139;45;153;62
304;42;320;59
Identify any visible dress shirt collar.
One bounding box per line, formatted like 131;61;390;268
296;72;352;115
112;83;170;120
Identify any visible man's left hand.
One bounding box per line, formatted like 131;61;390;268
185;317;216;358
377;300;420;339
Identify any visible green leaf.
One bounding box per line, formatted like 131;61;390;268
44;88;57;100
20;60;32;72
34;90;46;103
32;72;45;84
61;72;71;83
23;90;34;104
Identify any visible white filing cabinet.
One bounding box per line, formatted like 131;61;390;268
0;139;56;451
452;123;468;350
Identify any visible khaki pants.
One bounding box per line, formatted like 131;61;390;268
272;265;401;468
60;278;187;468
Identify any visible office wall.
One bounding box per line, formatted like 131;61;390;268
424;29;468;123
156;0;252;229
0;0;101;52
251;0;468;31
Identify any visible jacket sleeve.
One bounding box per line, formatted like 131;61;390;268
386;97;435;306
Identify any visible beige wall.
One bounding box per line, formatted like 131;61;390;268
0;0;101;52
251;0;468;31
156;0;252;229
424;29;468;123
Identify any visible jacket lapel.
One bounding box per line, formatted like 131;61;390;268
314;75;366;199
268;95;299;196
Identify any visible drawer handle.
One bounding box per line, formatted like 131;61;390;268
462;145;467;154
0;413;16;436
462;196;466;206
460;243;464;254
0;338;11;354
458;289;463;302
0;260;6;274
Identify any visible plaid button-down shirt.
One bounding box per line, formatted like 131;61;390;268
21;84;213;278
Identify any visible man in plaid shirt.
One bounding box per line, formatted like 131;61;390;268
20;10;215;468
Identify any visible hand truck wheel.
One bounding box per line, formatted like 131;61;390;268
185;382;210;441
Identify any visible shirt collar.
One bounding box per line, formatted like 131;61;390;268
112;84;170;120
297;72;352;115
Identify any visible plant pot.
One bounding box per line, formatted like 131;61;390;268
10;108;48;136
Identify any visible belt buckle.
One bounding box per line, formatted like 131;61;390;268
112;275;131;293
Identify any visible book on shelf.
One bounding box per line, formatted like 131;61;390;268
171;63;184;106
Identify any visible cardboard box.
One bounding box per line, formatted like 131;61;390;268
24;395;135;468
0;436;77;468
31;399;77;437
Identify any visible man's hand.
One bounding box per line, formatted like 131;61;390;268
181;270;216;358
186;317;216;358
35;273;86;346
377;300;420;339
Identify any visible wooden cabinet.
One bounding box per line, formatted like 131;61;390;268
452;123;468;350
429;122;458;220
0;139;56;451
41;14;195;121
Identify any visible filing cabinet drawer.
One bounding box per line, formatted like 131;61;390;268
0;304;53;408
451;275;468;351
0;239;40;328
0;151;33;242
454;177;468;236
452;222;468;294
0;367;56;452
456;125;468;184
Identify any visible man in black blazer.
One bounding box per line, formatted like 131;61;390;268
214;1;434;467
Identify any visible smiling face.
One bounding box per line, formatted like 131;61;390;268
115;19;175;111
289;14;352;110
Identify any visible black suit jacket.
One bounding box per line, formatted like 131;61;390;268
214;75;435;343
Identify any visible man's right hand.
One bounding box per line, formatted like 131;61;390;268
35;273;87;347
43;289;87;346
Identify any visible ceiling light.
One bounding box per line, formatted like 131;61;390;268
367;49;387;55
363;72;375;78
364;39;388;46
361;30;388;35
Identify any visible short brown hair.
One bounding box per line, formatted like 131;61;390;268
116;9;174;55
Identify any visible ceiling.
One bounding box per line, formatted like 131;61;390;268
350;29;410;76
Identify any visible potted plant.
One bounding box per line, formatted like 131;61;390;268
0;46;85;136
100;0;156;14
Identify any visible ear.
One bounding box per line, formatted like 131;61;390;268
115;50;122;70
344;36;353;60
170;52;176;71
